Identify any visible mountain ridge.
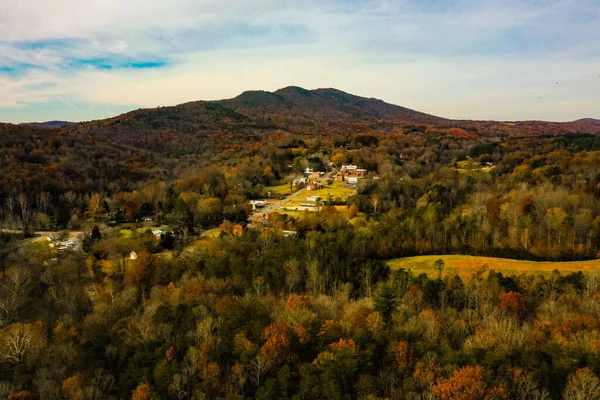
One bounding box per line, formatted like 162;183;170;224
4;87;600;128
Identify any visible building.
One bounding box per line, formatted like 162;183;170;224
307;196;321;202
249;200;268;210
152;228;169;238
347;176;359;184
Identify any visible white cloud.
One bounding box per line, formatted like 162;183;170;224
0;0;599;122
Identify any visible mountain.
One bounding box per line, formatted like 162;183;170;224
220;86;447;124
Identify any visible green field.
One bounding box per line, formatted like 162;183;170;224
267;183;293;196
388;255;600;278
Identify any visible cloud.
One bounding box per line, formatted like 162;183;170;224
0;0;599;122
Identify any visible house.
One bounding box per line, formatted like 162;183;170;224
341;165;358;175
293;177;308;186
356;169;367;178
334;172;345;182
306;182;321;191
249;200;268;210
347;176;359;184
307;196;321;202
152;228;168;238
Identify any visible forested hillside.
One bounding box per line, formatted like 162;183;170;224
1;88;600;399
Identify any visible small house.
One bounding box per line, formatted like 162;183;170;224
347;176;359;184
307;195;321;202
152;228;168;238
250;200;268;210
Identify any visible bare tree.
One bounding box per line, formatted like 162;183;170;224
37;191;51;214
371;194;381;215
0;268;33;323
251;355;268;387
563;368;600;400
169;374;188;400
0;322;45;363
17;193;30;232
5;195;15;228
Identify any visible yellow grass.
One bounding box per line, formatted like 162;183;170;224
388;255;600;279
306;183;355;201
119;229;135;238
184;230;220;252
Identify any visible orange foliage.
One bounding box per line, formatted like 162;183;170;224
8;391;35;400
498;291;527;315
62;374;84;399
433;366;507;400
285;294;311;311
260;322;294;366
329;338;358;351
395;341;413;367
165;346;175;363
131;383;155;400
560;315;600;336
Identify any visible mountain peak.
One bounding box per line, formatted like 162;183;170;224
274;86;314;96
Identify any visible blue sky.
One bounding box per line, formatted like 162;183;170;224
0;0;599;123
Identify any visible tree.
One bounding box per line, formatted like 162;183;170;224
498;291;528;317
17;193;30;234
331;153;347;169
88;193;104;220
91;225;102;241
0;322;46;363
131;383;156;400
563;368;600;400
371;194;381;215
0;268;32;323
433;258;445;280
374;282;397;326
433;365;505;400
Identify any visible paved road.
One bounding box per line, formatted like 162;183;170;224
1;229;84;249
250;171;337;220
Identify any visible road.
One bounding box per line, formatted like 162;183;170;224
1;229;84;250
250;170;337;221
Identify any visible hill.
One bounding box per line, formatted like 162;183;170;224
221;86;448;124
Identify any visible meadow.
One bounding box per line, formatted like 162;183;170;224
388;254;600;278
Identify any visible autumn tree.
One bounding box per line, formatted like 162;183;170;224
0;268;32;323
433;365;505;400
563;368;600;400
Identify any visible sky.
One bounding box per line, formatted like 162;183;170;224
0;0;599;123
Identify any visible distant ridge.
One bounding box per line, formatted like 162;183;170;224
23;121;75;128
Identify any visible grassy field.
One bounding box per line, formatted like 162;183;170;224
388;255;600;278
184;230;220;252
307;183;355;201
267;183;293;196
